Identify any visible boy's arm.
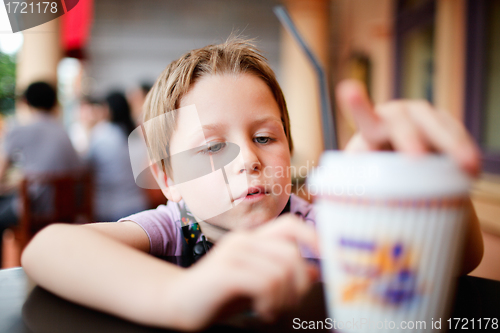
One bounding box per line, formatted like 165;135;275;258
460;200;484;275
21;222;189;328
82;221;151;252
22;216;318;331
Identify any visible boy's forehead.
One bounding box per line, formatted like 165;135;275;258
169;105;206;153
175;107;282;136
179;74;281;121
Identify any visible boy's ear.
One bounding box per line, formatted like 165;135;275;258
150;163;182;202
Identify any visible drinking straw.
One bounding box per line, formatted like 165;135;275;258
273;5;338;150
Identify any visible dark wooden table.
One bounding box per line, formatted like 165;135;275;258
1;260;500;333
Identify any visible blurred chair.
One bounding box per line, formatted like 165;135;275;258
14;171;93;251
144;188;166;209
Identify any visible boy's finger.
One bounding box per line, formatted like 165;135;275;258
377;102;427;155
259;215;319;255
436;111;481;176
335;79;386;146
238;249;291;309
343;133;373;152
248;239;313;304
406;102;481;176
226;251;301;320
227;269;281;321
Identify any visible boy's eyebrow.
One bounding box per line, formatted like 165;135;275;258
251;116;283;127
200;116;282;133
201;123;226;133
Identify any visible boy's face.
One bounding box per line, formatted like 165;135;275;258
165;73;291;236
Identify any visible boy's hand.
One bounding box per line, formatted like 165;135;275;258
167;215;319;331
336;79;481;176
335;80;484;276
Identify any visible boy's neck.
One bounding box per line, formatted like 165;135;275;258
195;218;228;243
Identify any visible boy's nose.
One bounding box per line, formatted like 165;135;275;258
236;143;261;174
238;161;261;174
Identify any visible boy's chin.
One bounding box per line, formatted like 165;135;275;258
238;217;269;230
200;194;289;230
231;211;279;230
203;210;273;231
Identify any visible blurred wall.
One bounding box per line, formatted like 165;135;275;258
281;0;329;176
84;0;282;98
434;0;466;120
16;19;61;91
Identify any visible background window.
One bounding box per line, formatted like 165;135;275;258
465;0;500;173
394;0;436;102
483;0;500;153
401;25;434;101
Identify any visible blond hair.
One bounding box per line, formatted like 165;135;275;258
142;38;293;177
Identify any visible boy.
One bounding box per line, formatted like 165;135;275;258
22;39;483;331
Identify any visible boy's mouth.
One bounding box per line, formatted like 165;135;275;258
247;187;265;195
235;186;268;201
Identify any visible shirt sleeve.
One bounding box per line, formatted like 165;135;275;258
118;201;183;256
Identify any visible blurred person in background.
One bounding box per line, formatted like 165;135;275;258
87;91;147;222
126;82;166;209
69;97;105;157
0;81;81;266
127;82;153;126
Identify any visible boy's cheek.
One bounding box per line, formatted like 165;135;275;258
225;153;250;200
175;167;247;221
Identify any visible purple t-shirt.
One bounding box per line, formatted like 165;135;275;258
119;193;315;257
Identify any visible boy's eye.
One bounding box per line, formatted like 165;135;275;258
254;136;271;144
201;142;226;154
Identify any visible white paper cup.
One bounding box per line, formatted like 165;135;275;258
308;152;471;333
